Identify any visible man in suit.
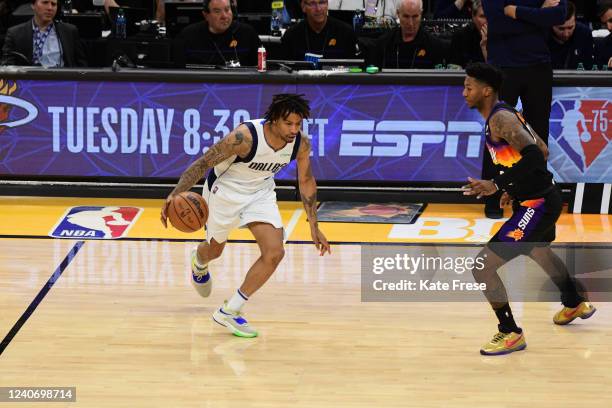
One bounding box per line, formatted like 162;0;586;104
1;0;87;67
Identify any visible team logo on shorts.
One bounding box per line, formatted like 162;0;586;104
49;206;142;239
506;228;525;241
505;203;540;241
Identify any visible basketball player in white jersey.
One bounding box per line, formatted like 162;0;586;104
161;94;331;338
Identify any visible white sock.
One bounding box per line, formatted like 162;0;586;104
193;251;208;272
225;289;248;313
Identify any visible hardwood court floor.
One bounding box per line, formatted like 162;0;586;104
0;196;611;407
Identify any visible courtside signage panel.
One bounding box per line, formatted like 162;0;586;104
1;79;609;182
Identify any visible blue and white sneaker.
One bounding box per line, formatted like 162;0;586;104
191;250;212;297
212;302;258;338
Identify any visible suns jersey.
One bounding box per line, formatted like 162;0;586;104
485;102;554;199
204;119;302;194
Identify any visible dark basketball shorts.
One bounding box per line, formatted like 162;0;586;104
488;186;562;261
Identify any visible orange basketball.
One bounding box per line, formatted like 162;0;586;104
167;191;208;233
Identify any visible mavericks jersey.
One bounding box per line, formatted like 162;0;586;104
205;119;302;194
485;102;554;199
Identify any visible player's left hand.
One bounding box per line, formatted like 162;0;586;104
311;226;331;256
462;177;498;199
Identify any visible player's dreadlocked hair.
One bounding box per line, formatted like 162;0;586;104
264;94;311;122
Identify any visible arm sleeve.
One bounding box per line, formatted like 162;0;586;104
515;0;567;27
493;144;545;189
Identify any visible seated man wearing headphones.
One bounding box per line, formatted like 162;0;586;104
172;0;261;68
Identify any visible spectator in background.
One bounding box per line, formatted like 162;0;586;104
373;0;449;68
480;0;566;218
281;0;358;60
1;0;87;66
549;2;594;69
434;0;471;19
173;0;260;67
448;0;486;67
595;0;612;68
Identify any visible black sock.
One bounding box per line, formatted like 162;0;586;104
561;278;585;308
494;303;522;334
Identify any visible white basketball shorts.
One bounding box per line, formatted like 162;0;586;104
202;181;283;243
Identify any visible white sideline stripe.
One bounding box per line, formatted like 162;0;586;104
601;184;611;214
284;209;303;244
573;183;584;214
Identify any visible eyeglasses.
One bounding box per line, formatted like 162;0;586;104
304;0;328;8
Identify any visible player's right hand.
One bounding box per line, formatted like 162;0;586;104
160;195;173;228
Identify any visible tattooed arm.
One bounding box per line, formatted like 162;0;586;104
489;109;548;158
463;110;549;199
296;136;331;255
488;110;549;189
161;125;252;227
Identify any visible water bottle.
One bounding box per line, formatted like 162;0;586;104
116;8;127;40
257;46;267;72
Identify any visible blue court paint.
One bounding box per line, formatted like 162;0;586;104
0;241;85;356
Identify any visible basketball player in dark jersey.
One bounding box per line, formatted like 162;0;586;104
461;62;596;355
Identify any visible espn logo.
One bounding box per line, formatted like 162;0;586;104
339;120;483;158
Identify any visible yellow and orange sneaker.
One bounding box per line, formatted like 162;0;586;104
480;331;526;356
553;301;596;325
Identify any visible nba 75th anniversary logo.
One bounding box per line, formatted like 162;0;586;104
549;97;611;182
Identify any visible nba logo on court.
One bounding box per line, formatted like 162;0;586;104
49;206;142;239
